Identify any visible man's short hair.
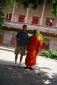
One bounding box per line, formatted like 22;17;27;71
23;24;27;28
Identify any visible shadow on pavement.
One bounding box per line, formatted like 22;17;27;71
0;64;57;85
0;60;15;66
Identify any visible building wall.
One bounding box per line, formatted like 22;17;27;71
4;3;57;25
49;39;57;51
0;30;17;47
2;3;57;50
44;36;57;51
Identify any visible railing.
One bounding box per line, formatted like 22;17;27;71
4;21;57;34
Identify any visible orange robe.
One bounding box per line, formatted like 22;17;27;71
25;35;42;66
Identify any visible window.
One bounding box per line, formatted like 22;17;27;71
31;16;39;25
45;17;54;26
18;15;25;23
6;14;12;21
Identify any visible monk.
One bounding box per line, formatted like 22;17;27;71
25;30;43;70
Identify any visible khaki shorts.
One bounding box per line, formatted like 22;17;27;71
15;46;26;55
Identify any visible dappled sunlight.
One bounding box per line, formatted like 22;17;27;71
0;50;14;62
43;79;52;84
0;49;57;85
0;61;57;85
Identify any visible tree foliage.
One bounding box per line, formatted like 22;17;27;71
21;0;57;15
0;0;57;14
0;0;15;9
21;0;43;9
0;0;57;26
0;9;4;27
0;0;15;26
51;0;57;15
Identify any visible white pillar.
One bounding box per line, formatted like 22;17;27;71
11;1;16;22
40;0;46;25
25;6;29;23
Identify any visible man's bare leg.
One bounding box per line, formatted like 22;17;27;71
20;54;23;63
15;54;18;64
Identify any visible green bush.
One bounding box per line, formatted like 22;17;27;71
41;50;49;58
41;50;57;59
50;51;57;59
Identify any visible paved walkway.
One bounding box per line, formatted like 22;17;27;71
0;46;57;85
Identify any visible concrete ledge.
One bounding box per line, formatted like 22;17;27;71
0;46;15;52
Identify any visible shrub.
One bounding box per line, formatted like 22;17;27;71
41;50;57;59
50;51;57;59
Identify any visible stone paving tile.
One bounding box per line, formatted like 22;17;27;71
0;46;57;85
0;65;57;85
